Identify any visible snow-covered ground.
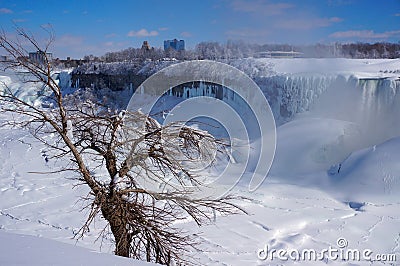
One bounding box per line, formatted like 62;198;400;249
0;58;400;265
231;58;400;79
0;230;150;266
271;58;400;78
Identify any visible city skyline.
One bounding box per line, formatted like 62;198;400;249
0;0;399;58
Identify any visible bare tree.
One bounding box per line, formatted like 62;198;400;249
0;28;244;264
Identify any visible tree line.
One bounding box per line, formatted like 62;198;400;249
84;40;400;63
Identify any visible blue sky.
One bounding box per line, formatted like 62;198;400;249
0;0;399;58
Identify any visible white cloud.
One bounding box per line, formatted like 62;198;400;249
102;41;127;48
104;41;114;47
0;8;12;14
12;19;26;23
329;30;400;39
180;31;192;37
327;0;353;6
278;17;343;30
158;27;168;31
395;13;400;17
54;34;84;47
127;29;158;37
231;0;293;15
105;33;117;38
225;28;270;37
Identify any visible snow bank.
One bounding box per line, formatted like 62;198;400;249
270;118;358;178
330;136;400;203
269;115;400;206
0;231;152;266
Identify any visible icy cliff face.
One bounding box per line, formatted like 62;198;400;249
252;73;400;126
358;77;400;116
0;71;56;107
166;74;400;126
355;77;400;145
165;75;336;125
56;70;72;89
254;74;337;124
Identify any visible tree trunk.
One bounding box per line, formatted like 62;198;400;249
101;195;132;257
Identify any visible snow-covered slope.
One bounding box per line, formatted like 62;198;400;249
0;231;150;266
330;136;400;202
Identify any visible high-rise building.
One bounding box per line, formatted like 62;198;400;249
164;39;185;51
29;50;53;64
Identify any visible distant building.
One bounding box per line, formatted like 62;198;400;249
141;41;151;51
29;50;53;64
164;39;185;51
58;57;85;68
